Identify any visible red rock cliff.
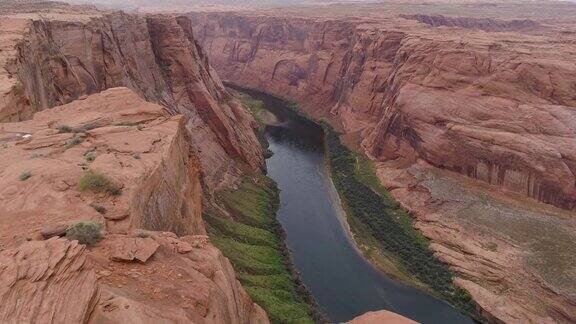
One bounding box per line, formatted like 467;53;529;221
0;4;269;323
0;87;268;323
188;11;576;210
1;9;263;189
188;8;576;323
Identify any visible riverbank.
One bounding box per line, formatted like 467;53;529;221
206;175;327;323
323;125;483;321
231;85;481;321
207;88;328;322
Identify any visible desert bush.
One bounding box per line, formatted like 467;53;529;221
66;221;102;246
57;125;73;133
85;151;96;162
78;170;121;195
74;123;98;133
64;137;82;149
19;171;32;181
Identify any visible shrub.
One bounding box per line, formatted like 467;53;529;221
66;222;102;246
58;123;98;134
78;170;121;195
132;153;141;160
74;123;97;133
64;137;82;149
57;125;73;133
19;171;32;181
85;151;96;162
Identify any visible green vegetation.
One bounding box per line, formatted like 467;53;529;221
323;125;481;320
19;171;32;181
66;221;102;246
239;93;265;125
78;170;121;196
237;92;278;127
206;177;313;323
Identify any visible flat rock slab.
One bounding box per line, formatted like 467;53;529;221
109;237;159;263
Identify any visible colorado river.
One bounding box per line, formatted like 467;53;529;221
232;86;474;324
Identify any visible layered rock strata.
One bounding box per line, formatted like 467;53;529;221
1;6;263;189
188;7;576;323
188;11;576;210
0;87;268;323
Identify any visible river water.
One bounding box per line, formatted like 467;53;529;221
233;86;474;324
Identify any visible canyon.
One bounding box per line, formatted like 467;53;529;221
187;1;576;323
0;0;575;323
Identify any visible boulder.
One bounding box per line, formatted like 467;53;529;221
109;237;159;263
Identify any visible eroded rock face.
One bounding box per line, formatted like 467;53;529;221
399;14;540;32
188;11;576;210
1;9;263;189
0;88;269;323
0;238;99;323
188;8;576;323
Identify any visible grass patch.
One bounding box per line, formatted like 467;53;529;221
323;125;481;320
206;177;313;323
19;171;32;181
78;170;121;195
66;221;102;246
205;213;277;246
245;286;312;323
237;92;278;127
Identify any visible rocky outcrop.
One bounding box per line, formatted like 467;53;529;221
0;88;268;323
1;8;263;189
188;8;576;323
0;238;99;323
347;310;418;324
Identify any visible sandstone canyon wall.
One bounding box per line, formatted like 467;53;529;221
188;8;576;323
1;6;263;190
188;11;576;210
0;3;270;323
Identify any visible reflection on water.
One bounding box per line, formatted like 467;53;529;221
231;86;474;324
